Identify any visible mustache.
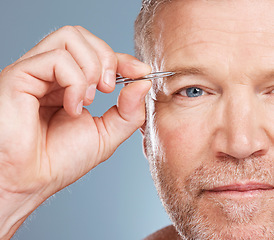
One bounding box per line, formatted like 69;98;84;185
184;156;274;196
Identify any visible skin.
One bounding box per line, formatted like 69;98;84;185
1;1;274;239
0;26;151;239
143;0;274;239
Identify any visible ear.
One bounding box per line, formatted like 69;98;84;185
139;121;148;158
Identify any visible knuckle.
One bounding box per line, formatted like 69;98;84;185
87;72;101;85
51;48;70;59
59;25;80;36
83;61;102;84
103;50;116;62
73;25;84;31
0;64;13;76
0;64;20;85
101;50;117;69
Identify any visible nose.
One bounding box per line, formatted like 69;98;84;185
212;87;269;159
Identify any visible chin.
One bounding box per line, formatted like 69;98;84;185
174;219;273;240
212;226;273;240
166;197;273;240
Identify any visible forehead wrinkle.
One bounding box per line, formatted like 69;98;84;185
161;29;274;56
155;26;274;68
162;41;230;61
155;0;274;32
153;0;274;52
150;0;274;91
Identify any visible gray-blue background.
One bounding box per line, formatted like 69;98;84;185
0;0;171;239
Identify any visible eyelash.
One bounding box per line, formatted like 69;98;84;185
173;86;274;99
267;88;274;95
174;86;210;98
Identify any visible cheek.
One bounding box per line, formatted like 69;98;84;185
156;112;212;176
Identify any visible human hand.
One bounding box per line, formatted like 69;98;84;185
0;26;151;239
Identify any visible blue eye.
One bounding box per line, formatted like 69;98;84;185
178;87;204;98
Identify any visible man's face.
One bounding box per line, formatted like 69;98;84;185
143;0;274;239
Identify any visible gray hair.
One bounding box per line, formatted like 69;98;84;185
134;0;172;64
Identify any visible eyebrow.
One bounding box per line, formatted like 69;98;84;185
263;70;274;80
166;66;207;82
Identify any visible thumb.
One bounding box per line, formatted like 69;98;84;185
95;80;152;163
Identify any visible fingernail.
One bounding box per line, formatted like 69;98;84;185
104;70;115;88
76;100;83;115
86;84;96;101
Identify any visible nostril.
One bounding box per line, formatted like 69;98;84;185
216;140;269;160
252;148;268;157
216;152;236;160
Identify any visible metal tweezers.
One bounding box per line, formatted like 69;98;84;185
116;71;175;84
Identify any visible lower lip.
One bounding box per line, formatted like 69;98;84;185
204;189;273;198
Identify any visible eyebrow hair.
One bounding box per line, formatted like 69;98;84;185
264;70;274;80
166;66;207;81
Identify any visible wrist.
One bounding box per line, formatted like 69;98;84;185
0;189;45;240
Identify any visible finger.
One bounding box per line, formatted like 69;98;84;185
2;49;87;117
73;27;151;91
17;26;106;104
74;26;119;93
94;80;152;164
116;53;152;79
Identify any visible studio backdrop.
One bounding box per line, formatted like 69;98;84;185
0;0;171;239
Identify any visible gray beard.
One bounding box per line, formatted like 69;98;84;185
147;151;274;240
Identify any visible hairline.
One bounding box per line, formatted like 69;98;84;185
134;0;173;65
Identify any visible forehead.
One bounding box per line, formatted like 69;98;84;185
153;0;274;71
